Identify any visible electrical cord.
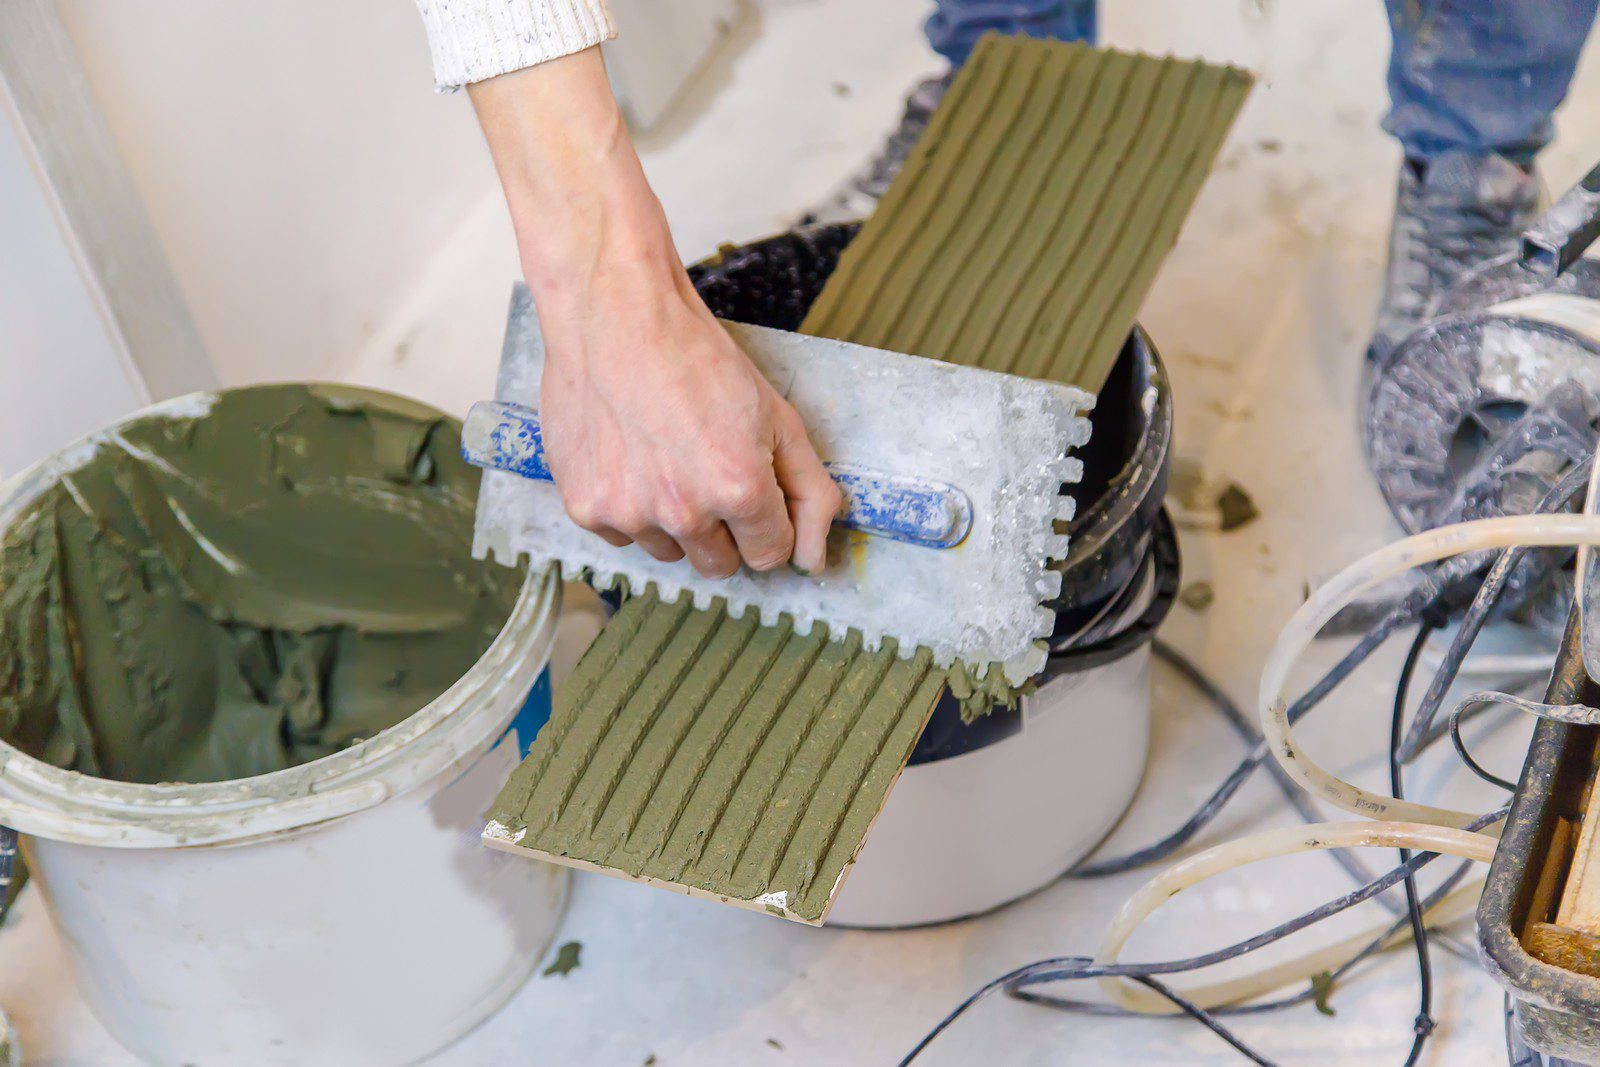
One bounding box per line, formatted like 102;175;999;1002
1116;977;1275;1067
1262;512;1600;828
904;466;1599;1063
1011;857;1479;1019
1450;704;1520;793
1072;640;1406;881
900;810;1506;1065
909;501;1595;1061
1390;624;1437;1067
1398;460;1592;764
1079;640;1484;965
1446;689;1600;792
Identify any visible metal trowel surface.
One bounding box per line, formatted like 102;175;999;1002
467;285;1093;686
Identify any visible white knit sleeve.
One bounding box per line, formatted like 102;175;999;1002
415;0;617;91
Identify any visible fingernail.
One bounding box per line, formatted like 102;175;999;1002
789;562;811;578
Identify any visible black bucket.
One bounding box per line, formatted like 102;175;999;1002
687;222;1177;762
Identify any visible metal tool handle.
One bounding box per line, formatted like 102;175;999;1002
461;400;973;549
1521;158;1600;277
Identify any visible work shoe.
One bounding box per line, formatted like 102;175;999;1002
802;74;952;225
1366;152;1540;366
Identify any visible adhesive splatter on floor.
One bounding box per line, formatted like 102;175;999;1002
1218;483;1261;531
541;940;582;978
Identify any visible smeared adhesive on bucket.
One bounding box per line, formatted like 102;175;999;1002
0;384;567;1065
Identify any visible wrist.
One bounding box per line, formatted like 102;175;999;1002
469;49;681;307
517;162;681;307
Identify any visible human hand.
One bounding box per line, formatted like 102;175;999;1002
470;49;839;577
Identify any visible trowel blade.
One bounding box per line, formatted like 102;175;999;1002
473;285;1094;687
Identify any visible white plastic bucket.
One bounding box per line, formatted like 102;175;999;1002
826;524;1171;928
826;625;1152;928
0;395;570;1066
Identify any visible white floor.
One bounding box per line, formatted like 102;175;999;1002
9;0;1600;1063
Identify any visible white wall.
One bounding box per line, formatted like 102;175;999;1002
55;0;499;388
50;0;741;392
0;86;144;476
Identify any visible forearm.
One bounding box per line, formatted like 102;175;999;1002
469;48;682;321
461;41;837;577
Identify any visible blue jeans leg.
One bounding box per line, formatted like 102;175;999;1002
925;0;1098;68
1384;0;1598;165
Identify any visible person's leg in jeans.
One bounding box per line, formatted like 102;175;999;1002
1369;0;1598;363
806;1;1096;222
924;0;1096;68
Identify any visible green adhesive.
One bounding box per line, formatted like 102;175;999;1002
541;940;582;978
803;36;1253;394
489;37;1252;921
0;384;519;785
488;593;939;923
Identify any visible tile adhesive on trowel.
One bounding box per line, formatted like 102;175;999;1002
485;35;1253;923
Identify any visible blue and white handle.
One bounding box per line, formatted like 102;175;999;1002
461;400;973;550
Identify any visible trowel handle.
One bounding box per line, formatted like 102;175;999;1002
461;400;974;549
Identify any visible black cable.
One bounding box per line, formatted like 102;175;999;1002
1399;458;1592;763
1071;637;1404;879
908;464;1586;1061
1450;701;1519;792
1390;624;1437;1067
1078;642;1473;949
1011;856;1477;1019
899;809;1507;1065
1079;638;1484;963
1118;977;1276;1067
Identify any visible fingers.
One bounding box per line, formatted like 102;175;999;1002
712;462;796;574
771;409;842;575
568;484;782;580
566;493;688;565
631;528;688;564
563;441;832;579
676;523;741;579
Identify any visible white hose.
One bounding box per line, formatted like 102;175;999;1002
1094;821;1498;1011
1069;515;1595;1022
1096;880;1481;1014
1259;514;1600;826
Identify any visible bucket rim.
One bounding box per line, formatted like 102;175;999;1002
0;385;559;847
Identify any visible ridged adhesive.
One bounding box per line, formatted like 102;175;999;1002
487;37;1251;921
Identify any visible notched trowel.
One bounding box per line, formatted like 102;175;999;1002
464;285;1094;685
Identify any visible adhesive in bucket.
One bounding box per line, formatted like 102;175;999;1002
0;384;521;786
0;390;568;1064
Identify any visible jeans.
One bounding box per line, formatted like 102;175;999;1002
926;0;1595;165
924;0;1097;66
1385;0;1597;164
